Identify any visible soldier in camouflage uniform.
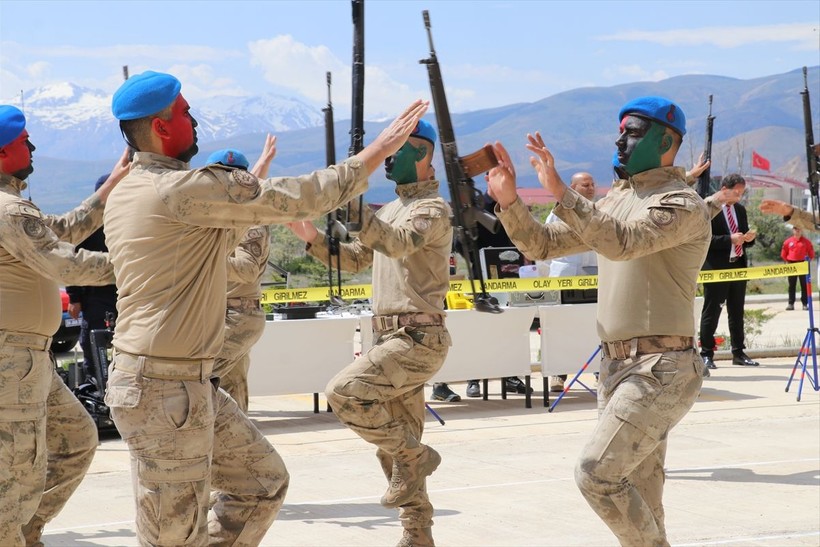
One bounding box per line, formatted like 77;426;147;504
0;105;130;546
289;119;452;547
103;71;428;546
208;146;276;412
486;97;720;547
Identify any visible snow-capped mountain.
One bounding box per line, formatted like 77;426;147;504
5;83;323;161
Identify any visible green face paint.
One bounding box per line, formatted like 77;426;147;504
386;141;427;184
615;116;671;176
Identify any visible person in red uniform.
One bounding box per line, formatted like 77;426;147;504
780;225;815;310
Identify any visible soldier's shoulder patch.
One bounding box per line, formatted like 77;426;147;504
22;217;48;239
649;207;677;228
5;202;44;219
414;201;447;218
246;241;263;257
231;169;258;189
244;227;266;241
658;192;698;210
412;216;432;233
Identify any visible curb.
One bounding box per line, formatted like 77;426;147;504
713;346;802;361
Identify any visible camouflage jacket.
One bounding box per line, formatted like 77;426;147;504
308;179;452;316
497;166;711;342
104;152;367;359
0;173;112;336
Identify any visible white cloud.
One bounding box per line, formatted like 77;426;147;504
247;35;425;119
26;61;51;79
164;64;247;100
599;23;818;50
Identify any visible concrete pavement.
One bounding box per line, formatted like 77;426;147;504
43;301;820;547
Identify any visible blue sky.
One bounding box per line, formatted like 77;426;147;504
1;0;818;118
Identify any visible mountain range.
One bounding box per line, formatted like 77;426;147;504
7;67;818;213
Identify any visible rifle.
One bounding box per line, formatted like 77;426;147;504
800;67;820;229
322;72;346;307
81;311;116;430
696;95;714;198
343;0;365;233
420;10;502;314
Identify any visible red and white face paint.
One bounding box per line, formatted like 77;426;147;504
153;95;199;162
0;129;35;179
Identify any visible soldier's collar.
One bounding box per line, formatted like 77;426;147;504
628;166;686;189
132;151;191;170
394;179;440;199
0;172;27;194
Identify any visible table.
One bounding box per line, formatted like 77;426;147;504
538;298;707;406
360;307;537;406
247;314;360;411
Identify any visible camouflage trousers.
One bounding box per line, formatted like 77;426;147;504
0;346;97;547
325;324;450;531
575;348;704;547
106;355;289;547
215;307;266;413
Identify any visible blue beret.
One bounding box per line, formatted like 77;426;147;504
112;71;182;121
618;96;686;137
0;105;26;148
410;119;437;145
94;173;111;191
206;149;249;170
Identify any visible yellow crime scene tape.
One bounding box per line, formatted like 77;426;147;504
261;262;808;305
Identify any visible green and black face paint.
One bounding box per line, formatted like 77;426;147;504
614;115;674;176
385;141;429;184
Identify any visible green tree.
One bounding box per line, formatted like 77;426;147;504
746;192;790;263
529;203;555;224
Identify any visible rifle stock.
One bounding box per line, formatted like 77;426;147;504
696;95;714;198
801;67;820;229
420;10;502;314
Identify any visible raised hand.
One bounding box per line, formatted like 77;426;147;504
687;152;711;180
486;141;518;209
357;100;430;174
98;147;133;204
287;220;319;243
525;132;567;202
759;199;794;217
251;134;277;179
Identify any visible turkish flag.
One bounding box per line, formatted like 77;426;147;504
752;150;770;172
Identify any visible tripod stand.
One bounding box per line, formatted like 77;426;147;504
548;345;600;413
786;258;819;401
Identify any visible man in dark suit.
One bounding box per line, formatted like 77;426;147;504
699;174;759;373
66;174;118;384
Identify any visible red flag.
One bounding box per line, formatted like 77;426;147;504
752;150;770;172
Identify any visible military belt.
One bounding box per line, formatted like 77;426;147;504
0;330;52;351
602;335;695;361
372;312;444;332
227;297;261;311
113;350;213;382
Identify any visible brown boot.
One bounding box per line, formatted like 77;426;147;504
396;527;435;547
381;445;441;508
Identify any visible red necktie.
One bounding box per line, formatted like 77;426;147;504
726;206;743;257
